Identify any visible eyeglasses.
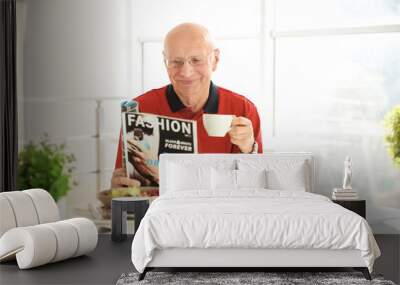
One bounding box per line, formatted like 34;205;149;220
164;54;212;69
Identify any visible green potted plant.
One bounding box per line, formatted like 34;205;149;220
384;105;400;168
17;135;76;202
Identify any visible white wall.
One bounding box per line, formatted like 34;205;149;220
21;0;130;217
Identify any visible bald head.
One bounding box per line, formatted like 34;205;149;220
162;23;220;113
163;23;216;56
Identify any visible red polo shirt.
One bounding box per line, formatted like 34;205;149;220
114;82;263;169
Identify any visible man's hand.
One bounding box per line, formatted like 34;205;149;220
111;168;141;188
228;116;255;153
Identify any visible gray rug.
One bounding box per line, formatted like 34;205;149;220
116;271;396;285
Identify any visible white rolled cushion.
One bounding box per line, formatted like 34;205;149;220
211;168;237;190
0;218;97;269
0;195;17;237
24;189;59;223
0;191;39;227
42;221;79;262
0;226;57;269
167;163;211;191
62;218;98;257
237;169;267;188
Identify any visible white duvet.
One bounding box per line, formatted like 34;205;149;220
131;190;380;273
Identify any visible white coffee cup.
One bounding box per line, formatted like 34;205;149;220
203;114;234;137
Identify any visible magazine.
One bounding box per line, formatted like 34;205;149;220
121;111;197;189
120;100;139;170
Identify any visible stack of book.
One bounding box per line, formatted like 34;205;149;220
332;188;359;200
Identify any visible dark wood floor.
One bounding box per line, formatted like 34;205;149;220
0;234;399;285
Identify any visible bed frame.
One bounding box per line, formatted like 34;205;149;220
140;248;370;280
138;153;372;281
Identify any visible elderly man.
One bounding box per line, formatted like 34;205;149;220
112;22;262;188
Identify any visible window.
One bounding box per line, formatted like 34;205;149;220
270;0;400;231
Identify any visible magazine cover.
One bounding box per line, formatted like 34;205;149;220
120;101;140;170
121;111;197;188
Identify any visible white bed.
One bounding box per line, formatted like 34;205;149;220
131;153;380;280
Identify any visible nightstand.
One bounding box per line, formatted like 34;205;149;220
111;197;149;241
332;199;366;218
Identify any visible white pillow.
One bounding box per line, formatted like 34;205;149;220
211;168;237;190
236;169;267;189
266;162;306;191
238;159;308;191
167;163;211;191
